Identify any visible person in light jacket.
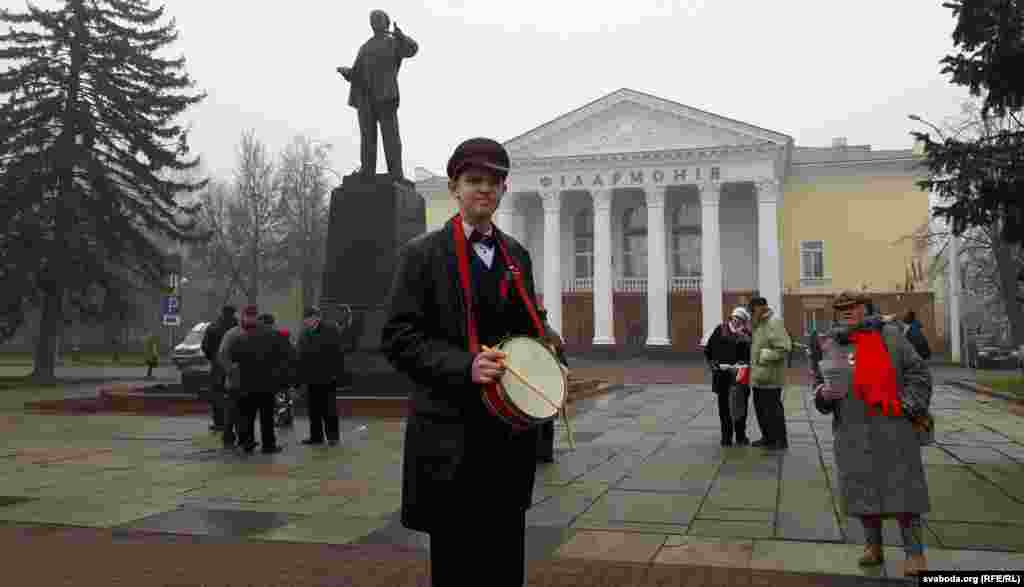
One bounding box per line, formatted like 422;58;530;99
748;297;792;450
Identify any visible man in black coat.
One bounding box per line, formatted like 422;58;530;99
382;138;553;587
297;306;345;446
201;305;237;436
218;305;291;455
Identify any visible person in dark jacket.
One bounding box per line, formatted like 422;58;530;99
902;311;931;360
381;138;554;587
202;306;237;436
218;305;291;455
297;306;345;446
704;306;753;446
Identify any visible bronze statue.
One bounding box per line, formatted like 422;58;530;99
337;10;418;183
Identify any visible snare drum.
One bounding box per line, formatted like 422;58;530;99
482;336;567;430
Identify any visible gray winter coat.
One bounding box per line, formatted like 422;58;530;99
812;321;933;516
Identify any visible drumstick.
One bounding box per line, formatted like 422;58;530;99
481;345;561;413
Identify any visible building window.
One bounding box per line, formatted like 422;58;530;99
800;240;825;279
622;205;647;278
672;202;701;277
574;209;593;279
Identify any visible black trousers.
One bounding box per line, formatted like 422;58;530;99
535;420;555;461
209;372;225;427
222;390;244;448
712;371;748;442
357;100;401;178
429;509;526;587
307;383;340;442
752;386;787;443
239;392;276;449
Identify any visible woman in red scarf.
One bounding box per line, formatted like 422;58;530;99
812;291;933;577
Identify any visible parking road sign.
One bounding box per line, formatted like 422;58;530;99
161;295;180;326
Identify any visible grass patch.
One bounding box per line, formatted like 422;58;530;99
976;372;1024;399
0;353;151;367
0;375;60;392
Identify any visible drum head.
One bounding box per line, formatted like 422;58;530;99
497;337;566;420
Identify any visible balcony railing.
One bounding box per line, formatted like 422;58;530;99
558;276;705;293
564;277;593;292
670;276;701;291
616;277;647;293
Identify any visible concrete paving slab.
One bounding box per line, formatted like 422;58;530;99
0;497;177;527
750;540;886;578
654;535;755;568
254;514;388;545
555;529;667;563
927;521;1024;552
569;518;690;534
117;507;299;537
582;490;701;525
689;519;776;539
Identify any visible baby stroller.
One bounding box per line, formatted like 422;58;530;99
275;385;295;428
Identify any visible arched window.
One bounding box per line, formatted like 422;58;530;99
672;201;701;278
573;209;593;279
622;204;648;278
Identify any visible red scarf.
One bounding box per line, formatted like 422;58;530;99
850;330;901;417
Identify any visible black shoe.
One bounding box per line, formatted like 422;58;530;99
764;440;789;451
261;445;283;454
327;439;340;447
210;425;224;432
751;438;772;447
301;438;324;446
736;437;751;446
720;438;734;446
241;441;258;453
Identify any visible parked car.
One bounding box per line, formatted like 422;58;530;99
172;322;211;395
976;344;1018;370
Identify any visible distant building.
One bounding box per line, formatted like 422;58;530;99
416;88;937;355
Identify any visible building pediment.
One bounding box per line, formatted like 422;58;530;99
504;88;791;160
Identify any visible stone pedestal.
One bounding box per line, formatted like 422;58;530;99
320;173;425;397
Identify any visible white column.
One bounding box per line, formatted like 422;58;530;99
496;192;523;243
756;178;783;317
541;191;562;334
592;189;615;346
700;181;723;337
645;186;671;346
949;233;962;363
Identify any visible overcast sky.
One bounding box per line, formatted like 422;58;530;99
8;0;974;183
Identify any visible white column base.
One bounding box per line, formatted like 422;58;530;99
644;337;672;347
592;337;616;346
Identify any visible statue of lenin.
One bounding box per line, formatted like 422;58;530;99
337;10;418;183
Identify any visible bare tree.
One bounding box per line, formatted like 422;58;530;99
225;131;286;303
274;136;330;310
192;178;245;305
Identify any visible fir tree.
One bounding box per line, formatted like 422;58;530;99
0;0;207;381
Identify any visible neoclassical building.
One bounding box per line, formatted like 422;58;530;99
415;88;937;355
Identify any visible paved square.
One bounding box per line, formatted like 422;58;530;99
2;373;1022;583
